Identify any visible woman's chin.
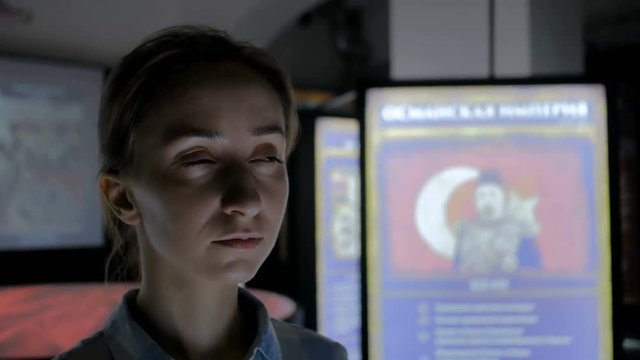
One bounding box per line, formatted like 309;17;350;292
200;260;261;286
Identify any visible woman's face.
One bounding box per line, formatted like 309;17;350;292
126;62;289;284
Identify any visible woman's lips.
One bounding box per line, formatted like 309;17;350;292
214;237;263;249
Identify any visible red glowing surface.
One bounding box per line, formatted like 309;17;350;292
0;283;297;359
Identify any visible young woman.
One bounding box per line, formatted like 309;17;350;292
56;26;347;360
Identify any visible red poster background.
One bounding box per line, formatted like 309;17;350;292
383;143;590;276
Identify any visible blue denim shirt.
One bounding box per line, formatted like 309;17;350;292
55;288;347;360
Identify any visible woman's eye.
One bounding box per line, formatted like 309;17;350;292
182;158;216;167
253;156;284;164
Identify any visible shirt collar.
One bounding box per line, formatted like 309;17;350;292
102;287;282;360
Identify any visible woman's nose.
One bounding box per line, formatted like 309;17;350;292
219;168;262;218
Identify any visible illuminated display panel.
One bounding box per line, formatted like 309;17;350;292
0;57;103;250
364;84;612;359
315;117;362;360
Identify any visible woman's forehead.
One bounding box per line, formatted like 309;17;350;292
166;61;275;95
137;64;285;140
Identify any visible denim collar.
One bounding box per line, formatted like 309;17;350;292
102;287;282;360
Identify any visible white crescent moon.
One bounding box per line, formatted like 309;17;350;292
414;166;479;258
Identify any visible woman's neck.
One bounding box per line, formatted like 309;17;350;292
135;253;250;360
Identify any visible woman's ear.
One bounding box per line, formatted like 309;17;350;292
98;173;141;225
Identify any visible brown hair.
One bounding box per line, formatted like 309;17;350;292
100;25;299;281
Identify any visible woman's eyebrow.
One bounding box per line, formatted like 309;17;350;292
252;124;285;138
160;122;285;145
161;124;221;144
